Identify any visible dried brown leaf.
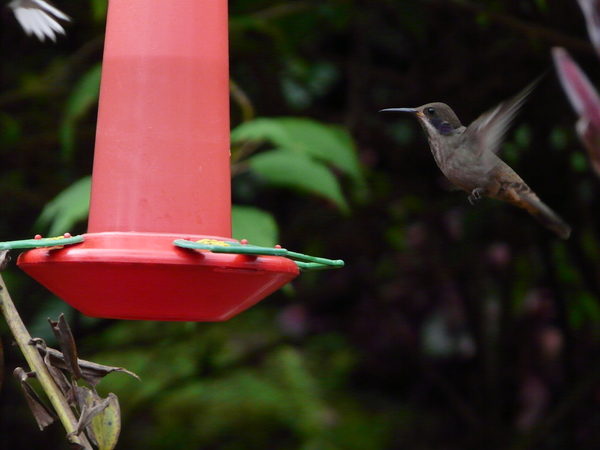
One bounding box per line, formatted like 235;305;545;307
69;388;121;450
88;393;121;450
48;314;82;380
13;367;57;430
69;386;103;446
34;343;140;387
31;337;73;398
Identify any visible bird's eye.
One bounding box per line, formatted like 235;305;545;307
425;107;436;115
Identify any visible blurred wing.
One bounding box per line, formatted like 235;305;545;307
466;77;540;156
9;0;71;42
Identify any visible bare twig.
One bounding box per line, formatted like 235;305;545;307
230;79;255;123
0;252;92;449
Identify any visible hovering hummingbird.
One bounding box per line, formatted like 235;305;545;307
8;0;70;42
381;80;572;239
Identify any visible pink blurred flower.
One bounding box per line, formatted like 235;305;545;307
553;47;600;176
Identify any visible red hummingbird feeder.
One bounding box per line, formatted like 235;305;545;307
17;0;326;321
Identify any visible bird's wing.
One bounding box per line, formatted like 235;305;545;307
9;0;71;42
466;77;540;156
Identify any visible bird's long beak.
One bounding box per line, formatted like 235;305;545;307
379;108;417;114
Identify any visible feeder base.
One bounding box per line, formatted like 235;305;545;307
17;232;299;321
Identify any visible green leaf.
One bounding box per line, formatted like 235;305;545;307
232;205;279;247
89;393;121;450
549;126;569;150
571;151;589;173
568;292;600;330
91;0;109;22
514;124;532;149
75;388;121;450
60;64;102;162
0;112;21;146
36;176;91;236
534;0;548;12
248;149;349;212
231;117;363;183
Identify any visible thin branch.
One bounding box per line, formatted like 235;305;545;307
230;140;262;166
0;253;92;450
230;79;255;123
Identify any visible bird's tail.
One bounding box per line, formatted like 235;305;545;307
518;193;572;239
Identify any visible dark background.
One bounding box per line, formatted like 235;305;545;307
2;0;600;448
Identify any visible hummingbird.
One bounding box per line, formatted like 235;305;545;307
8;0;70;42
381;80;572;239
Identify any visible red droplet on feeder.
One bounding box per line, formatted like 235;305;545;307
18;0;299;321
240;239;248;245
35;235;42;240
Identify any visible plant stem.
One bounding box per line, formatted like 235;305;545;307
0;256;92;449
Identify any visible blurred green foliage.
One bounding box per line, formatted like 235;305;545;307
2;0;600;449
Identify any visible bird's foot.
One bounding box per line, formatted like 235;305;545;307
468;188;485;205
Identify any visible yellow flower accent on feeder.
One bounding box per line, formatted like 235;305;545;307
196;239;230;247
